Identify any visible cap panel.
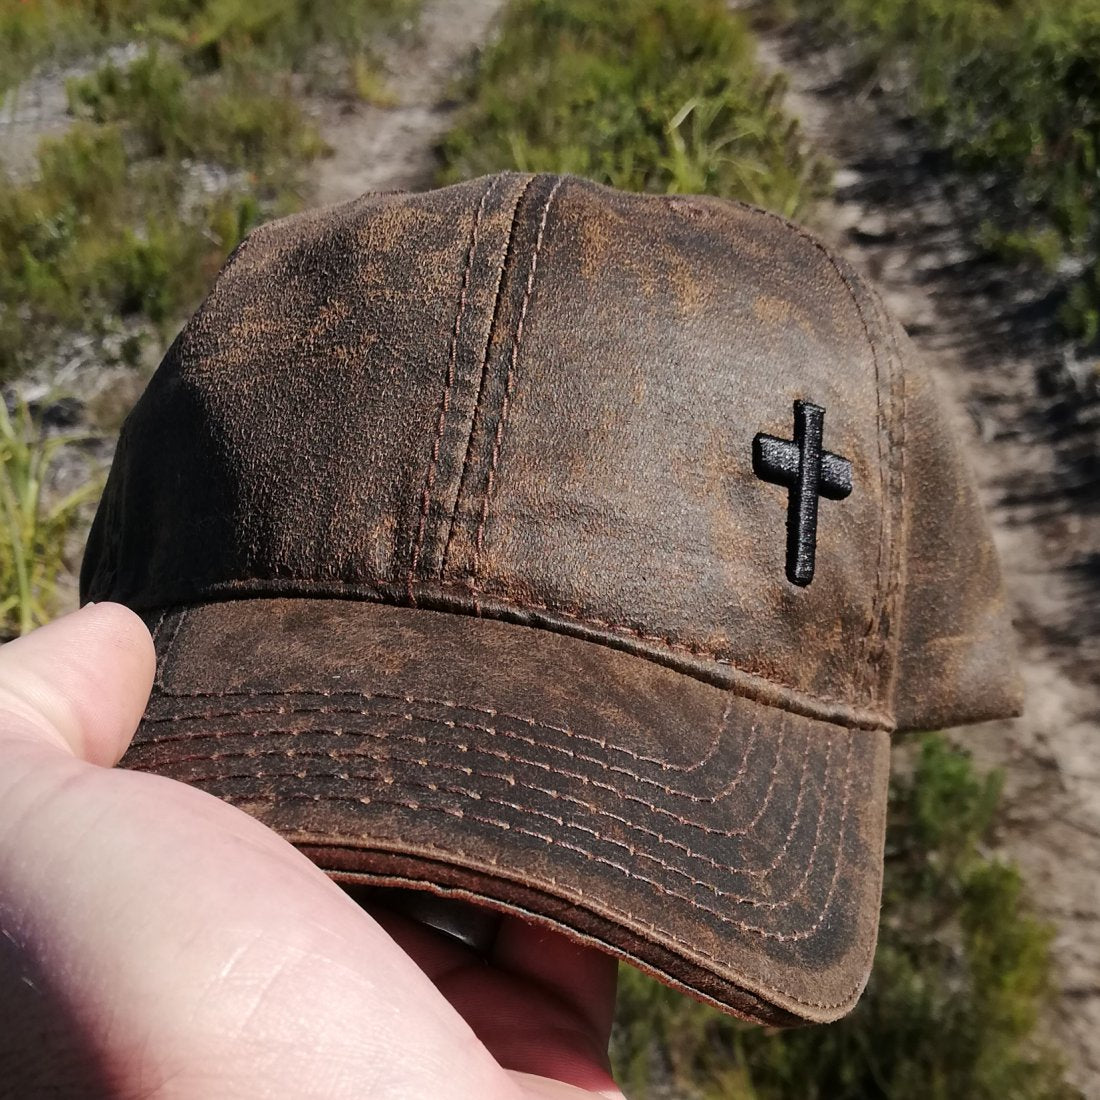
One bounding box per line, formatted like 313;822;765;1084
891;330;1023;729
460;178;893;712
405;172;538;588
82;179;527;607
128;598;890;1024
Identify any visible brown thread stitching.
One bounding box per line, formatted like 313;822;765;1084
872;311;907;692
276;735;865;1012
143;687;741;777
856;286;898;701
155;728;857;960
407;176;500;604
142;707;781;821
191;722;833;895
148;715;794;859
147;599;893;725
154;610;187;690
471;175;565;582
440;175;537;581
164;711;826;881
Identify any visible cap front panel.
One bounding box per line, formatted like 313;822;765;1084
452;179;896;718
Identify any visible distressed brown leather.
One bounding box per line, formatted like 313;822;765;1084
80;172;1022;1024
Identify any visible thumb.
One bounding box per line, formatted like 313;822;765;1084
0;602;155;766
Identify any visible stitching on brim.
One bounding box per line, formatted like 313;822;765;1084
141;689;743;784
132;723;856;958
160;716;836;898
141;707;788;838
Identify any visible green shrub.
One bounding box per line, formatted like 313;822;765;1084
438;0;831;220
0;123;263;380
1;0;419;99
0;398;102;640
611;735;1078;1099
0;0;429;381
781;0;1100;348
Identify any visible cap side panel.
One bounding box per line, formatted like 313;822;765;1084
84;183;501;608
891;336;1023;728
745;204;897;712
457;179;887;709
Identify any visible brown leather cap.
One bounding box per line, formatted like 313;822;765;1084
80;172;1022;1025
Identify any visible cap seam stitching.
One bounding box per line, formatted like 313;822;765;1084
439;174;537;580
145;595;892;725
879;309;908;708
471;174;565;585
407;175;501;604
860;283;905;704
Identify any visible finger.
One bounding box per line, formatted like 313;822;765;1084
0;602;155;766
509;1071;625;1099
475;918;620;1092
491;917;619;1042
374;904;622;1095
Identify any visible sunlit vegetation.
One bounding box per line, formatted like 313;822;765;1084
437;0;831;219
783;0;1100;351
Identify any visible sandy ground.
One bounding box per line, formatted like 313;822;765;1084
748;19;1100;1094
309;0;505;205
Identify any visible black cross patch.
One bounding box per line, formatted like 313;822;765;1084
752;400;853;587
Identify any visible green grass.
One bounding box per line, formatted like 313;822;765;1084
777;0;1100;352
0;0;416;98
437;0;831;220
0;397;101;640
0;0;420;385
611;735;1080;1100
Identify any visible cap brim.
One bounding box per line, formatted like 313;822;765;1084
124;598;890;1025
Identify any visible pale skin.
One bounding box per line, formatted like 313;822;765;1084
0;603;625;1099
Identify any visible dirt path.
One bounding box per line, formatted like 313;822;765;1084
310;0;505;205
748;16;1100;1092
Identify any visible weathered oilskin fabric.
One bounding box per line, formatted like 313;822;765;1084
81;173;1022;1025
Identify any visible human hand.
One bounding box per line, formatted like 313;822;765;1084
0;604;624;1099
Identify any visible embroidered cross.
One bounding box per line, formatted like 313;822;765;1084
752;400;853;587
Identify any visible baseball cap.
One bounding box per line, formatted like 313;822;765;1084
80;172;1022;1026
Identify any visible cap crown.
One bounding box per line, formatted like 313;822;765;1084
82;173;1019;732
